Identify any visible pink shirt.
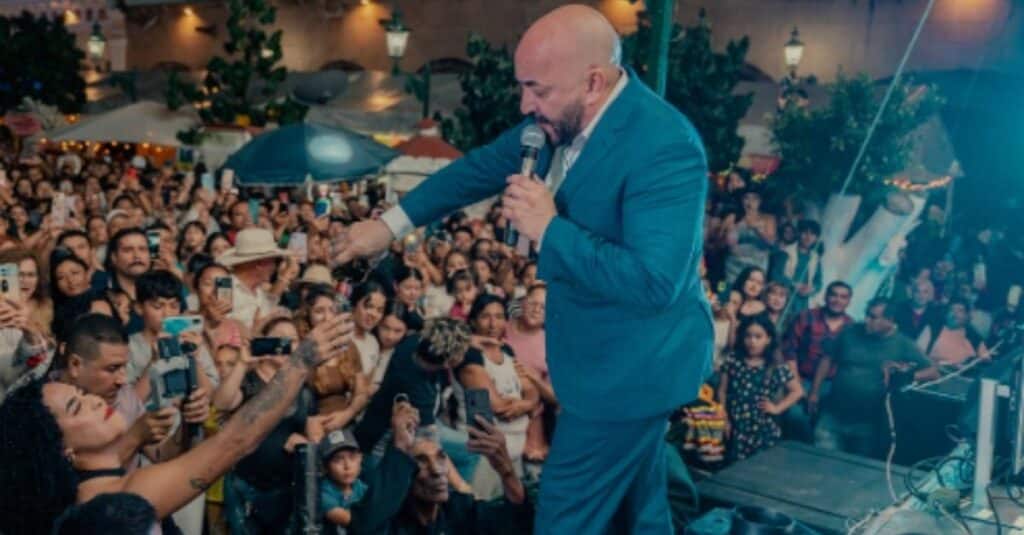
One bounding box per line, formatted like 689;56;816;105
449;302;470;322
925;327;977;366
504;320;547;379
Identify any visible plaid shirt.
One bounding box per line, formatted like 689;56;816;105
782;307;854;380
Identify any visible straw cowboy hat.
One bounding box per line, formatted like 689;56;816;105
217;228;289;267
297;263;334;286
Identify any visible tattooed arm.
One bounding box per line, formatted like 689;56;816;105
119;313;354;519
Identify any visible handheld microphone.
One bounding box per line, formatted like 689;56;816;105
504;124;547;246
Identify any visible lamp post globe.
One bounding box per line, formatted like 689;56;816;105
784;26;805;77
87;22;106;63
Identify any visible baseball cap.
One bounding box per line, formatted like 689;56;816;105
320;429;360;461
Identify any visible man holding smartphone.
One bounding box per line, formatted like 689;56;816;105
347;402;532;534
354;318;471;460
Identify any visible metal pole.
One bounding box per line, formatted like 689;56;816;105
971;377;999;512
837;0;937;196
642;0;674;97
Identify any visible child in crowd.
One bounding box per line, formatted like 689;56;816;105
448;269;479;322
127;269;219;396
718;314;804;460
320;429;367;529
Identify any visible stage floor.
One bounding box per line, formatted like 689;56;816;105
696;441;921;534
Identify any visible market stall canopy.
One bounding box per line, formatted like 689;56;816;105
47;100;198;146
227;122;399;186
304;71;462;135
385;118;463;192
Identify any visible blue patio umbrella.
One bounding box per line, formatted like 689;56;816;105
226;122;399;186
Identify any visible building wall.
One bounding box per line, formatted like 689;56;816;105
1;0;128;70
122;0;1021;80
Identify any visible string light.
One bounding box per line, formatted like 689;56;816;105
886;175;953;192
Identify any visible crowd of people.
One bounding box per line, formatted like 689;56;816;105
0;150;538;535
694;168;1024;466
0;146;1019;534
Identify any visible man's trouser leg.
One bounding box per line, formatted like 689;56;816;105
535;411;673;535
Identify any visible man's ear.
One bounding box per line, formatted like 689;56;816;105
67;353;84;378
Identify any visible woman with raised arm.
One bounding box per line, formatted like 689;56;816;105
0;311;354;535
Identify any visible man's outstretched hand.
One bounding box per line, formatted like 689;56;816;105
331;219;393;266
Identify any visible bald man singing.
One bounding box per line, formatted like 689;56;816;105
336;5;712;533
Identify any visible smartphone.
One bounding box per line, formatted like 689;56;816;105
314;197;331;219
288;232;308;264
51;192;67;227
214;276;233;306
162;315;204;336
248;198;261;225
0;263;20;303
251;337;293;357
200;172;215;192
336;294;352;315
220;169;234;192
146;230;161;259
158;337;184;360
464;388;495;429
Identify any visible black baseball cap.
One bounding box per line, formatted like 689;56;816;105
320;429;360;461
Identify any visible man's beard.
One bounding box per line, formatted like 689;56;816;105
538;98;585;147
824;306;844;318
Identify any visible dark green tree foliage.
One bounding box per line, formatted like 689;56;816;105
625;10;753;172
770;73;942;202
0;12;86;114
166;0;306;141
438;33;521;152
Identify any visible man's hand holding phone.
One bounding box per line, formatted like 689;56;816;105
467;416;514;476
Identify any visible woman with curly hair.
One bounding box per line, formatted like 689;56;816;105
0;311;354;535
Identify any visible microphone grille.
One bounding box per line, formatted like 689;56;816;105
520;124;546;150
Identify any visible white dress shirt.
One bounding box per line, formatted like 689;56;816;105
227;275;277;329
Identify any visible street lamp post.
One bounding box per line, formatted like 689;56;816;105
779;26;811;110
382;2;431;118
87;22;106;72
383;5;410;75
783;26;805;78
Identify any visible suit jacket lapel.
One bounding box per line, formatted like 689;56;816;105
555;75;638;206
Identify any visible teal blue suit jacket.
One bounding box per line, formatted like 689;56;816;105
400;71;713;421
